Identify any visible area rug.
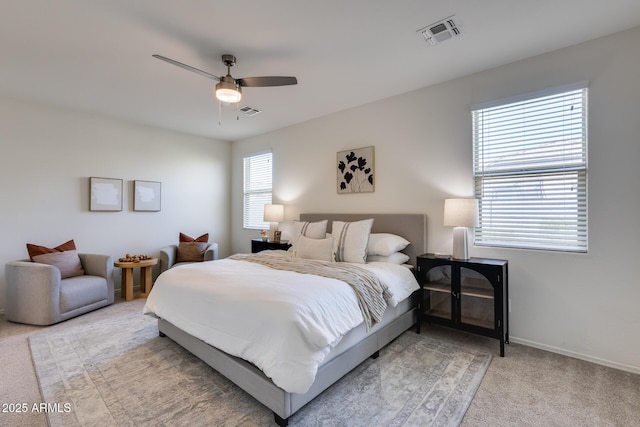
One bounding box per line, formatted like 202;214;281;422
29;311;491;426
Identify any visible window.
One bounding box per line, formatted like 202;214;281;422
243;152;272;229
472;84;588;252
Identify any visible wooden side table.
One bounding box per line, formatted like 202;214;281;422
114;258;158;301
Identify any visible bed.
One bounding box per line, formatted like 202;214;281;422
143;213;427;426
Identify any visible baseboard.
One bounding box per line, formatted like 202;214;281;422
510;336;640;375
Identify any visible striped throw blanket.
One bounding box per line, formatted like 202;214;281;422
229;253;390;330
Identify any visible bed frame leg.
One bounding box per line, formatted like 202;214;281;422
159;331;166;337
274;413;289;426
370;351;380;359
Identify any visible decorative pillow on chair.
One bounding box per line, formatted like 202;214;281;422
179;232;209;243
332;219;374;263
177;232;209;263
27;239;77;260
26;239;84;279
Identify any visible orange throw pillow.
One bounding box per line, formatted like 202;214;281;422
179;233;209;243
27;239;77;261
177;233;209;263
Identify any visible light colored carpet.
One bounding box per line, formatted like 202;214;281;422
29;309;491;426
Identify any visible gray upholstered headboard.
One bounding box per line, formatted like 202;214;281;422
299;213;427;267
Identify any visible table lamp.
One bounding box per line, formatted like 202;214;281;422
263;204;284;242
444;198;479;260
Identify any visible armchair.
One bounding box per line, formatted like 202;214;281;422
5;253;114;326
159;242;218;273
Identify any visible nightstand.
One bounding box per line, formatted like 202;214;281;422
251;238;292;253
417;254;509;356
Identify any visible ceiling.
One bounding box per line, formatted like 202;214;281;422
2;1;640;142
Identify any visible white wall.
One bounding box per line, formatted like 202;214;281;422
0;97;231;310
231;27;640;373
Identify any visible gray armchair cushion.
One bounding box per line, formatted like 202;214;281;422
5;253;114;326
59;276;109;313
160;242;219;273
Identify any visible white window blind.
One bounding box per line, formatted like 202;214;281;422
472;85;588;252
243;152;272;229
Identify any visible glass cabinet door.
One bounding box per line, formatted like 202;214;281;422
459;267;494;329
423;265;453;321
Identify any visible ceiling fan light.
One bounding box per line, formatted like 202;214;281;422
215;79;242;103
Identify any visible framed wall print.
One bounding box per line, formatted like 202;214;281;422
89;177;123;211
337;146;375;194
134;180;161;212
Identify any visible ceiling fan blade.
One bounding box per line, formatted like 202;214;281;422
152;54;220;81
237;76;297;87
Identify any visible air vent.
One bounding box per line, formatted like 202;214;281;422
239;106;261;116
417;15;461;46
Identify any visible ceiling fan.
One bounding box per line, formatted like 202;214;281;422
152;54;297;103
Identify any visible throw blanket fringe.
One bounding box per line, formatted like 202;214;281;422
229;253;389;330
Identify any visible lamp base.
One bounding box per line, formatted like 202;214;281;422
452;227;469;260
269;222;278;242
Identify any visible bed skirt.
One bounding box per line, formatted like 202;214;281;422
157;292;418;426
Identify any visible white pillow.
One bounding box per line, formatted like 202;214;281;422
367;252;410;265
298;220;328;239
281;220;328;246
367;233;410;257
332;219;374;263
293;235;335;262
277;221;297;242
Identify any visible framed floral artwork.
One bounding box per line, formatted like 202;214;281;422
337;146;374;194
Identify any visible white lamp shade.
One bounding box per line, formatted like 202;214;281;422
263;204;284;222
443;199;479;228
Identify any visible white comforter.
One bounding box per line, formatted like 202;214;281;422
143;252;419;394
